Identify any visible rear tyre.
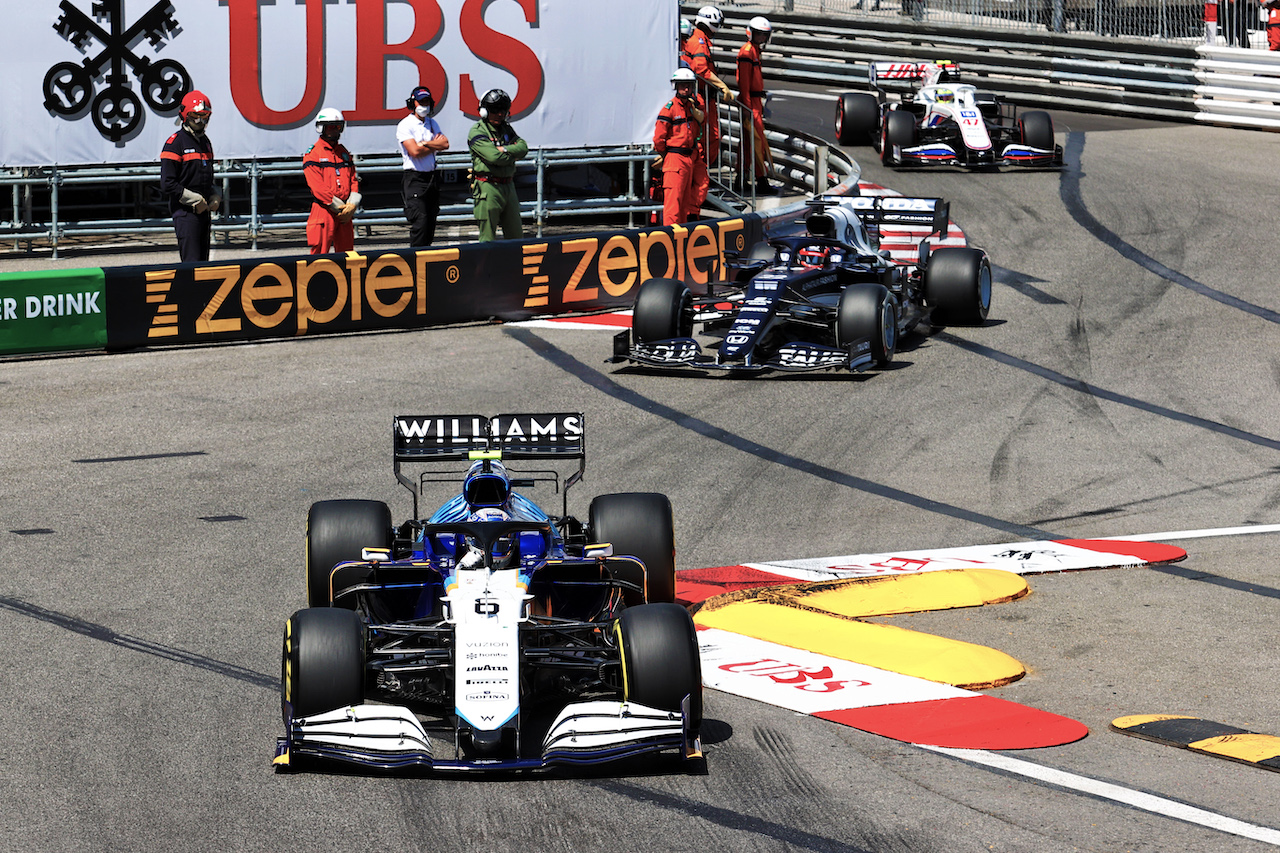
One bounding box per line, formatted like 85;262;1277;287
282;607;365;722
881;110;917;165
617;603;702;732
1018;110;1054;150
306;499;392;607
835;92;879;146
589;492;677;605
924;248;992;326
836;284;896;367
632;278;692;343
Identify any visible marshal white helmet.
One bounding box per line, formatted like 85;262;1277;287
671;67;697;87
695;5;723;32
314;107;345;131
679;17;692;38
748;16;772;39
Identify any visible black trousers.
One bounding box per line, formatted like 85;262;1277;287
173;208;211;263
403;170;440;247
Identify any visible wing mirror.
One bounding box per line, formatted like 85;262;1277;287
585;543;614;560
362;547;392;562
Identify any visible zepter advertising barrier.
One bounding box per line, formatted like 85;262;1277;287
101;216;763;348
10;0;676;167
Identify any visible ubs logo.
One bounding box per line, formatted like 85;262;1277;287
44;0;191;143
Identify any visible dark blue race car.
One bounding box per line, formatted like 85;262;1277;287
611;194;992;375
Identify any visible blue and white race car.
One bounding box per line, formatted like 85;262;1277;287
275;413;702;773
835;61;1063;169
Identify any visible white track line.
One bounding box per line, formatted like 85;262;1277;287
1100;524;1280;542
922;746;1280;847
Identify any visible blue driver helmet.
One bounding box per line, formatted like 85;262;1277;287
464;460;511;508
465;508;516;568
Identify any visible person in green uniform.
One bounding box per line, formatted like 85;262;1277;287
467;89;529;243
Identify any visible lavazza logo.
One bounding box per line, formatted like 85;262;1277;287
44;0;192;143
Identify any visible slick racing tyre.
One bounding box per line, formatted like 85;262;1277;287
589;492;677;605
881;110;917;165
835;92;879;146
1018;110;1055;150
924;247;992;326
282;607;365;722
306;499;392;607
617;603;703;732
632;278;692;343
836;283;897;368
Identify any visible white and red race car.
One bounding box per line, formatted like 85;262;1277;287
835;60;1063;169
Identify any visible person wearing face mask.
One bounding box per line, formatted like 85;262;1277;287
160;90;220;262
397;86;450;247
303;107;361;254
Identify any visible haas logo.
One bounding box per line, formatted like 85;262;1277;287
44;0;191;143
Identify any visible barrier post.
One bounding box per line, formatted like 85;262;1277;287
49;167;61;260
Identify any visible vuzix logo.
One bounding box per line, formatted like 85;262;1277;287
44;0;191;143
718;659;867;693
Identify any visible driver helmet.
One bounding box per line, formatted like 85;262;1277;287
935;88;955;104
463;460;511;508
797;245;832;269
464;508;516;568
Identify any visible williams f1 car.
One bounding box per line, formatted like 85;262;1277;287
835;61;1063;169
609;194;990;375
274;412;702;773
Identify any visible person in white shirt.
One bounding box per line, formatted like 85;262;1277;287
396;86;450;246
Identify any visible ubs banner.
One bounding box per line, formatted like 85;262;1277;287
102;217;762;348
9;0;675;167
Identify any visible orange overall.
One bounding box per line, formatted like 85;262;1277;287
737;40;769;180
654;94;709;225
303;137;359;254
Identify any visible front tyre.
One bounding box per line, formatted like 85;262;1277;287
306;499;392;607
1018;110;1055;150
281;607;365;723
589;492;677;605
836;92;880;146
632;278;692;343
617;603;703;733
924;248;992;326
836;284;897;368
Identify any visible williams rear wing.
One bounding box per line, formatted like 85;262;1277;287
392;413;585;516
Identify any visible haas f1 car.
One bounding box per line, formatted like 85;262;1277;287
610;194;990;375
835;61;1063;169
274;413;702;773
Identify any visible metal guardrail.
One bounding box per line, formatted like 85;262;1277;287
708;6;1202;119
1194;45;1280;128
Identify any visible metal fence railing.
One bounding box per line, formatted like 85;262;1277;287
707;0;1246;43
694;4;1202;120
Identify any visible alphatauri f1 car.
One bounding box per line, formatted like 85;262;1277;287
274;413;702;773
610;194;991;374
835;61;1063;169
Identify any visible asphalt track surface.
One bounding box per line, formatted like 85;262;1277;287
3;89;1280;852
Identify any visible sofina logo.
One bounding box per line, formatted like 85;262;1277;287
43;0;191;143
